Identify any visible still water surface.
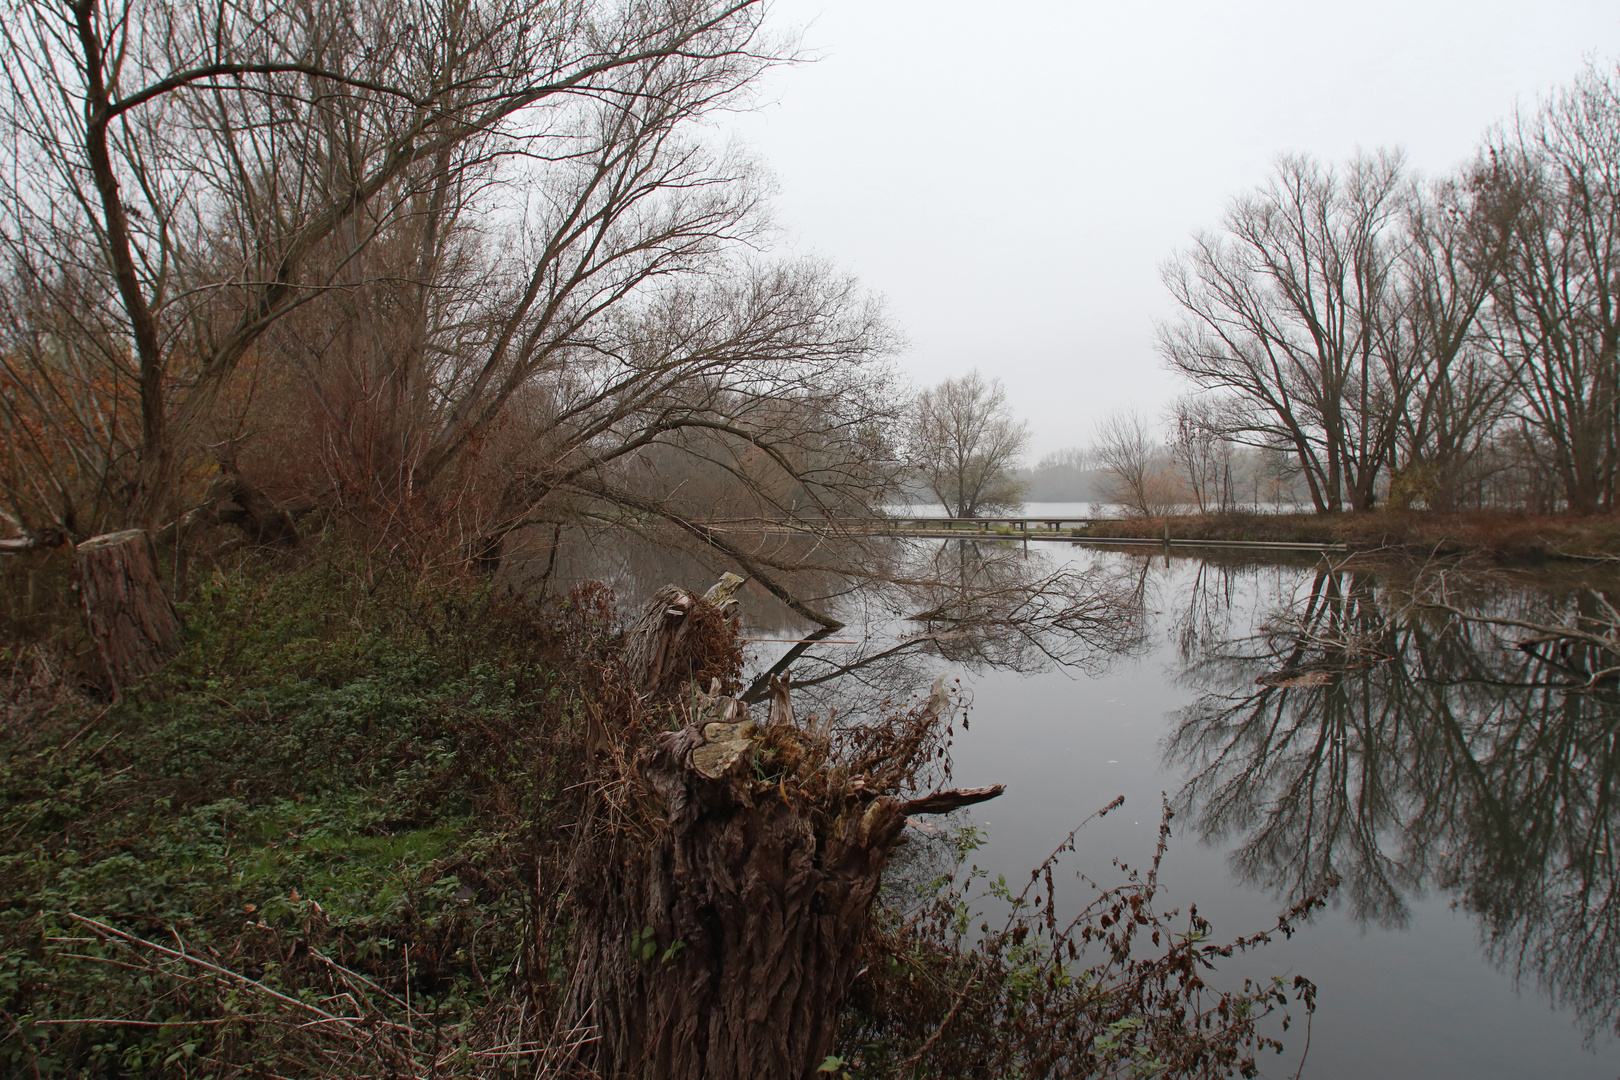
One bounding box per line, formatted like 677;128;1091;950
543;532;1620;1077
934;547;1620;1079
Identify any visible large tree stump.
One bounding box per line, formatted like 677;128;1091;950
75;530;182;697
567;585;1000;1080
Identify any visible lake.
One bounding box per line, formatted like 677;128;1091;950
537;529;1620;1078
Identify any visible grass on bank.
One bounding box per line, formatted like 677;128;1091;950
1;551;608;1077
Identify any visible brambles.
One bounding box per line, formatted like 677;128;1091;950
844;802;1325;1079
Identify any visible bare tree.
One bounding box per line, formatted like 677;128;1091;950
1167;394;1235;514
468;261;903;621
1387;172;1515;510
1091;409;1179;518
1481;62;1620;514
908;371;1031;518
1159;151;1411;513
0;0;774;535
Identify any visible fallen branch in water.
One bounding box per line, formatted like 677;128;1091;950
898;784;1006;815
1415;577;1620;684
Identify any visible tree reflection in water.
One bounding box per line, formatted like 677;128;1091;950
743;538;1150;718
519;519;1151;719
1167;559;1620;1038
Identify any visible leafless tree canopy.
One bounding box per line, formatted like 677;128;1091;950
907;370;1030;518
0;0;903;583
1159;61;1620;515
1480;66;1620;514
1090;408;1180;517
1158;151;1413;513
1166;394;1235;513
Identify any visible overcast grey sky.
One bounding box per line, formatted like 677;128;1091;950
727;0;1620;461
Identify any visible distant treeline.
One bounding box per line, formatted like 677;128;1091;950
1014;446;1314;512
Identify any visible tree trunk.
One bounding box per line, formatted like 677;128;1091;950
567;583;999;1080
75;530;182;698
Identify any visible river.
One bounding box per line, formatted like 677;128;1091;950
535;528;1620;1078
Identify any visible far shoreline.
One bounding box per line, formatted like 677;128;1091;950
1075;509;1620;565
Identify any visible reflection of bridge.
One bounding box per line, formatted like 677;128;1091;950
740;516;1348;551
881;514;1347;550
886;515;1099;534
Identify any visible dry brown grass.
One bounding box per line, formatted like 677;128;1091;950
1083;509;1620;562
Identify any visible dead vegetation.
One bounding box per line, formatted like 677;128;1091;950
46;913;592;1078
1082;508;1620;562
845;803;1325;1080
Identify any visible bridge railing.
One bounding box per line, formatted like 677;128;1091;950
883;516;1102;532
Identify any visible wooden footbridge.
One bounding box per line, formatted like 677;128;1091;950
744;515;1348;553
884;515;1100;535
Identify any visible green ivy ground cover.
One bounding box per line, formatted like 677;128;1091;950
0;557;596;1077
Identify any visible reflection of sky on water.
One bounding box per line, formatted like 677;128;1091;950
949;549;1620;1080
537;528;1620;1078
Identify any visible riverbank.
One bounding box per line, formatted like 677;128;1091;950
1078;509;1620;562
0;555;588;1075
0;542;1314;1077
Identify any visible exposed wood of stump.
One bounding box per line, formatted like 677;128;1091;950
623;576;743;696
75;530;182;697
568;596;1002;1080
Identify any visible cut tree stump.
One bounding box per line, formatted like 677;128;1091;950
567;581;1001;1080
75;530;182;697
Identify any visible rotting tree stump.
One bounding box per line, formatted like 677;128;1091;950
75;530;182;698
567;582;1001;1080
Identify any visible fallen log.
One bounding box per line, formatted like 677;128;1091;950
75;530;182;698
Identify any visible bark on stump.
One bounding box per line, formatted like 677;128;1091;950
75;530;182;697
567;581;1000;1080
